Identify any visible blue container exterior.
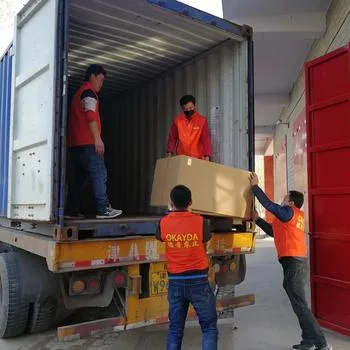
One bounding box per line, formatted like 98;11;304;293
0;46;12;217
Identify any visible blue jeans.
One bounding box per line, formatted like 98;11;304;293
66;145;109;215
167;277;218;350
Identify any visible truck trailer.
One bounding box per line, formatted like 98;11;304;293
0;0;255;340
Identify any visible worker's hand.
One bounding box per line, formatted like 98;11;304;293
166;152;172;157
249;173;259;187
95;137;105;156
204;156;210;161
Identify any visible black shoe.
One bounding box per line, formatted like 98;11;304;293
96;207;122;219
292;344;314;350
315;346;332;350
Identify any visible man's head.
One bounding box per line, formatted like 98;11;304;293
169;185;192;211
282;190;304;209
85;64;106;93
180;95;196;118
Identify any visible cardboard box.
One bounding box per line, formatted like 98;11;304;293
150;156;253;219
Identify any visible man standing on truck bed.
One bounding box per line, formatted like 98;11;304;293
156;185;218;350
167;95;212;160
249;173;332;350
66;64;122;219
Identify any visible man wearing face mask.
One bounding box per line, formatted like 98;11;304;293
167;95;212;160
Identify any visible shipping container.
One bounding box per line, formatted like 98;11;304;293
0;0;253;227
0;0;255;339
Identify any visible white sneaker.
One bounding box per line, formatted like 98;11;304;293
96;208;122;219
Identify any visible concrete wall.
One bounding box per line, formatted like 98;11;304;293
274;0;350;198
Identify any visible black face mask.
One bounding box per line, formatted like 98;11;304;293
184;110;195;118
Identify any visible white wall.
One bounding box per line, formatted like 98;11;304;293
274;0;350;196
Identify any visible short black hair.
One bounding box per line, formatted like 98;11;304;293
289;190;304;209
179;95;196;107
85;64;106;81
170;185;192;210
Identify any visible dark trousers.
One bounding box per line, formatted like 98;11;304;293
66;145;109;215
280;257;327;347
167;277;218;350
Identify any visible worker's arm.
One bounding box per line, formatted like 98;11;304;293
255;217;274;237
202;218;212;243
167;120;178;156
200;119;212;160
155;220;163;241
252;185;293;222
81;90;104;156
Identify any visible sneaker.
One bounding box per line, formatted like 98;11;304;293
315;346;332;350
64;213;85;220
96;208;122;219
292;344;314;350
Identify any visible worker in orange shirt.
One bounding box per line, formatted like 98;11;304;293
167;95;212;160
250;173;331;350
156;185;218;350
66;64;122;219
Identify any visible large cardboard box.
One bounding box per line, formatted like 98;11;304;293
150;156;253;219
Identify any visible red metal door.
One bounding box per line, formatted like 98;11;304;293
305;44;350;336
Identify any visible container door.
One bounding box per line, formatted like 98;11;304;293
7;0;60;221
305;44;350;336
0;48;13;217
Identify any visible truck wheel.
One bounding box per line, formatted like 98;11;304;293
0;252;29;338
28;300;57;333
0;243;15;254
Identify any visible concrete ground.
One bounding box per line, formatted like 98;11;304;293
0;238;349;350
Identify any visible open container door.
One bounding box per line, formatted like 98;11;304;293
305;44;350;336
7;0;62;221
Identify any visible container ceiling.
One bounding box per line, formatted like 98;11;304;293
68;0;245;95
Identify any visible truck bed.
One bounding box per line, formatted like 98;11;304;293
0;221;256;273
64;215;162;240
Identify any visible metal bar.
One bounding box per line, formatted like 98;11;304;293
57;316;125;341
146;0;244;40
56;293;255;341
216;293;255;312
247;34;255;172
66;216;162;224
57;0;69;228
0;226;52;258
57;312;197;342
0;218;54;237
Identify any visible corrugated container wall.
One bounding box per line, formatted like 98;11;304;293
101;41;248;214
0;46;13;217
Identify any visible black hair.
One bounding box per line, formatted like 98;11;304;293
179;95;196;107
170;185;192;210
85;64;107;81
289;190;304;209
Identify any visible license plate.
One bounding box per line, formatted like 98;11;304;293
150;271;168;296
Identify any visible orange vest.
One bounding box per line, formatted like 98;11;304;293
68;82;101;147
174;112;207;159
160;212;209;274
272;207;307;258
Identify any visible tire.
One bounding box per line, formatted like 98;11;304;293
0;243;15;254
0;252;29;338
28;300;57;333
